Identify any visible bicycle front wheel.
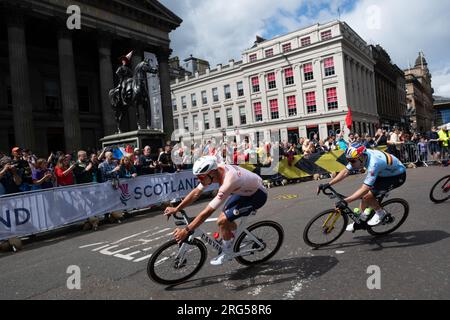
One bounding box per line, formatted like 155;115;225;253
430;175;450;204
147;239;207;285
367;199;409;236
303;209;348;248
234;221;284;266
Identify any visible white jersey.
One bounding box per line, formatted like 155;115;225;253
197;164;265;210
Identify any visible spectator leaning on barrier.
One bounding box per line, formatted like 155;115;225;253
139;146;156;175
0;156;22;195
54;155;75;186
90;153;101;182
31;158;54;190
418;137;428;162
118;155;138;178
158;144;175;173
73;150;94;184
11;147;32;191
438;126;449;159
98;151;119;181
374;129;388;146
426;126;441;161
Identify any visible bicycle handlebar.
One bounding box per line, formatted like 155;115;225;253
173;209;188;221
320;185;346;200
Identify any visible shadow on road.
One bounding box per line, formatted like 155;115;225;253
165;255;338;292
313;230;450;251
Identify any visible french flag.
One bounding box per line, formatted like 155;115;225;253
112;145;133;160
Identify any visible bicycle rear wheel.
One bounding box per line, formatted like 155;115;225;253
147;239;207;285
367;199;409;236
234;221;284;266
303;209;348;248
429;175;450;204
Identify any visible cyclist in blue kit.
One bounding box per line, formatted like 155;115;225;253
318;146;406;232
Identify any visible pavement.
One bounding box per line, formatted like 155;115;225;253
0;166;449;300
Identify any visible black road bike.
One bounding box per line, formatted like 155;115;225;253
303;185;409;248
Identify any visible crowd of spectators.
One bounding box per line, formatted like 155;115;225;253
0;143;177;196
1;125;448;197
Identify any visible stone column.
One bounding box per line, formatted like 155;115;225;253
58;29;82;153
97;35;116;136
157;47;174;138
7;12;35;150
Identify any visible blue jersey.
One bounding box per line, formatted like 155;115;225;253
346;149;406;187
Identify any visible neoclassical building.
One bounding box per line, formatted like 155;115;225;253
0;0;181;154
370;45;407;129
170;21;379;145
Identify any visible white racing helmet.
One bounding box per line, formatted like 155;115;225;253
192;156;218;176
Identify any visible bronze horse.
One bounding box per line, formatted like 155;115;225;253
109;59;158;133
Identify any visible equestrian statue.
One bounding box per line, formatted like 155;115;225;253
109;51;158;134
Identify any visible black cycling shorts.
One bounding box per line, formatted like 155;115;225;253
370;172;406;196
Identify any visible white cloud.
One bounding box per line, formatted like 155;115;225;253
160;0;450;97
160;0;312;65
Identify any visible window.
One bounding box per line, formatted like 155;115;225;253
326;87;338;110
304;63;314;81
172;98;177;111
251;76;260;93
287;95;297;116
249;53;257;62
183;117;189;131
237;81;244;97
239;106;247;125
282;43;292;53
78;86;90;113
204;113;210;130
201;91;207;105
284;67;294;86
215;111;221;128
173;118;179;130
193;114;199;131
181;96;187;109
306;92;316;114
226;109;233;127
253;102;262;122
191;93;197;107
224;85;231;99
324;57;335;76
212;88;219;102
44;80;60;111
265;48;274;57
321;30;332;41
269;99;279;119
267;72;276;89
301;37;311;47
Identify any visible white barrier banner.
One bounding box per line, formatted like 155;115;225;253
0;172;217;241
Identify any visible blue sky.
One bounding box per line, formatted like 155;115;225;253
160;0;450;97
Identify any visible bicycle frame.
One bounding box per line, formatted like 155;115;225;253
174;211;265;261
320;186;389;233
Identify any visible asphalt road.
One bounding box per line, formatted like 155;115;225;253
1;166;449;300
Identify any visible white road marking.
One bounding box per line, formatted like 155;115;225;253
134;254;153;262
79;242;106;249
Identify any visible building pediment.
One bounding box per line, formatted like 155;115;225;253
112;0;182;30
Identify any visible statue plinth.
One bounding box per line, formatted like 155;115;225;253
100;129;166;151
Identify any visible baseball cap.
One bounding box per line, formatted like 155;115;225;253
134;148;140;152
12;147;21;153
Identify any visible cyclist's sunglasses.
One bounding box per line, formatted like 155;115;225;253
197;174;213;182
347;158;361;164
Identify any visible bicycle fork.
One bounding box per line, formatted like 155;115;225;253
322;210;342;234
